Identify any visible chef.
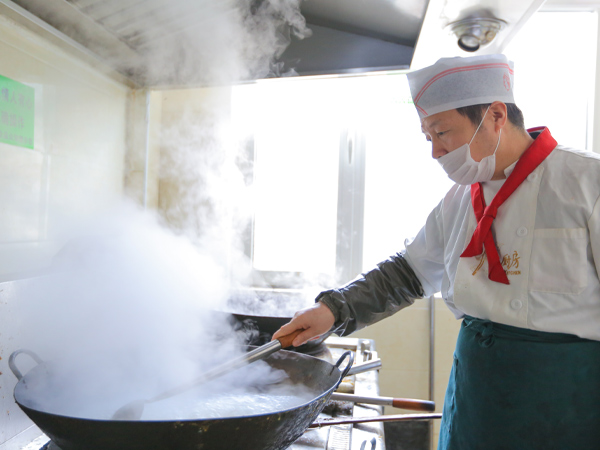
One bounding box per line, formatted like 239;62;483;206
274;54;600;449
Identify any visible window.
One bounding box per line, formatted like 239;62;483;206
232;75;452;286
231;11;598;289
233;79;341;277
232;78;346;287
503;11;597;150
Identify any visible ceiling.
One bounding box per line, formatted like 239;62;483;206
4;0;425;85
1;0;583;88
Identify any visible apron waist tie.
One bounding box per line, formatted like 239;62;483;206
462;315;590;347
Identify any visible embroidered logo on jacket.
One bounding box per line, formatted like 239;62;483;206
472;251;521;277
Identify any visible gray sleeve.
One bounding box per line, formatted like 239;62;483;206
317;251;424;336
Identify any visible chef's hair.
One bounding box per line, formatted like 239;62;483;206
456;103;525;131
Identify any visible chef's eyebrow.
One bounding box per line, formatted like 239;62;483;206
421;119;441;133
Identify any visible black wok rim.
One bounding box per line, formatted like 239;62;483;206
13;349;347;423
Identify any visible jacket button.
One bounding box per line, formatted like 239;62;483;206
517;226;528;237
527;172;538;182
510;299;523;310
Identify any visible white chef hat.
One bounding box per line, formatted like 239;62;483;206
407;54;515;121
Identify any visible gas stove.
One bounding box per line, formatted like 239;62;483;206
289;337;385;450
20;337;385;450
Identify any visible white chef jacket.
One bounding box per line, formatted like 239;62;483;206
404;132;600;341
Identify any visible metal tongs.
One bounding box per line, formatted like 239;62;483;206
111;329;302;420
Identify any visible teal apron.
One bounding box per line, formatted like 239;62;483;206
438;316;600;450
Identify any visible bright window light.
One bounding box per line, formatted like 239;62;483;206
504;11;597;150
361;75;453;269
232;75;454;277
232;78;344;275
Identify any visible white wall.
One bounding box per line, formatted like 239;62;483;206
0;12;129;447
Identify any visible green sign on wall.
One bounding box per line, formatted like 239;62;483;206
0;74;34;149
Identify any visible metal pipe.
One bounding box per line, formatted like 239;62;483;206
429;295;436;450
346;358;382;376
142;89;151;208
429;295;435;402
309;413;443;428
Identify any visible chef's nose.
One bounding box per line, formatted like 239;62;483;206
431;141;447;160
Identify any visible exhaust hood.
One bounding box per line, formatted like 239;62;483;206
1;0;548;87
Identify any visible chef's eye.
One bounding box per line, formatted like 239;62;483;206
437;130;448;137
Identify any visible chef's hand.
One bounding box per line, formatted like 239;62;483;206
272;302;335;347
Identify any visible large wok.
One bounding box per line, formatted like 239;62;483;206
10;349;353;450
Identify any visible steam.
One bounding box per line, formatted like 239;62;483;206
130;0;312;86
17;202;310;420
12;0;319;421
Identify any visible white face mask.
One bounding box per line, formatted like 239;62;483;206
437;106;502;185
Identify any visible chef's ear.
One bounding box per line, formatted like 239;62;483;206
489;101;508;131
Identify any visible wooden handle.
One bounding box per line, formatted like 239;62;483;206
331;393;435;412
276;329;304;349
392;398;436;412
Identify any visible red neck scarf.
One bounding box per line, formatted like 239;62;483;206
460;127;557;284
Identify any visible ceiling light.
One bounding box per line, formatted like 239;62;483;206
447;17;507;52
